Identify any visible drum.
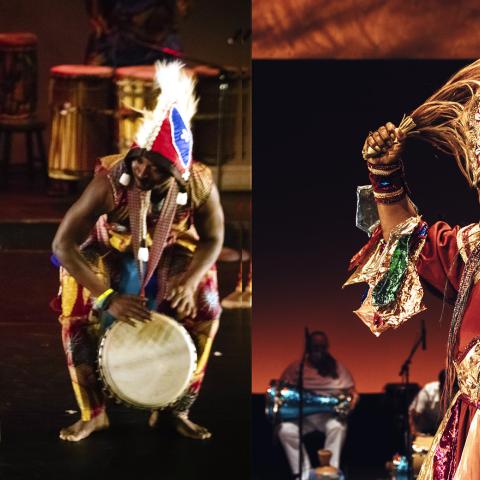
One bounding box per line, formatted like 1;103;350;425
98;312;197;409
114;65;158;153
265;380;352;422
0;32;37;120
48;65;114;180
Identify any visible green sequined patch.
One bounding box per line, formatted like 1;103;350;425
372;235;411;307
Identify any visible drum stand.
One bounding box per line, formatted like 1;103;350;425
221;221;251;309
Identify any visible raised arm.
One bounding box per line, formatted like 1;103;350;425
363;122;416;240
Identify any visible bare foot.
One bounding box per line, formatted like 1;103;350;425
59;411;110;442
173;413;212;440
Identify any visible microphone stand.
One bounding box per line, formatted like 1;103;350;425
398;320;426;480
297;328;309;480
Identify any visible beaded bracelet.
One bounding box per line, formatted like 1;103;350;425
367;160;408;205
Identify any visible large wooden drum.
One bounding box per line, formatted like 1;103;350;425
0;33;38;120
115;65;158;153
48;65;114;180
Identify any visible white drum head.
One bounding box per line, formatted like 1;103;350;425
98;312;197;409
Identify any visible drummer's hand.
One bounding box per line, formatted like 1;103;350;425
166;276;198;321
107;294;151;325
362;122;405;165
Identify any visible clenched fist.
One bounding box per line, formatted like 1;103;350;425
363;122;406;165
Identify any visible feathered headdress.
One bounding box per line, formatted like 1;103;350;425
120;60;198;204
121;61;198;268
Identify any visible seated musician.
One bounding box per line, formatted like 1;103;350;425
409;369;446;437
277;331;359;480
51;61;224;442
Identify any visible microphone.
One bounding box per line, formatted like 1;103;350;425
421;319;427;350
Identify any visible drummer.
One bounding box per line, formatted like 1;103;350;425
51;61;224;442
277;331;359;480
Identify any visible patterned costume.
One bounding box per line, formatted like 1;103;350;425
52;62;222;422
85;0;186;66
52;155;220;421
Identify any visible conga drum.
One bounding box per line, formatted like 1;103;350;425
48;65;114;180
98;312;197;409
115;65;158;153
0;33;37;120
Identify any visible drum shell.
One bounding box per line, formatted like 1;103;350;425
48;66;114;180
0;34;37;120
115;66;157;153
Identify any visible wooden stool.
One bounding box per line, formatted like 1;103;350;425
0;118;47;188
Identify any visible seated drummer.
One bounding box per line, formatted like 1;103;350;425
277;331;359;480
51;61;224;442
409;369;446;437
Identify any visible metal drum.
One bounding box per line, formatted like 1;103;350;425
265;380;352;422
0;32;38;120
48;65;114;180
98;312;197;409
114;65;158;153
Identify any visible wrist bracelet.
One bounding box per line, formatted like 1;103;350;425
93;288;116;311
367;160;408;205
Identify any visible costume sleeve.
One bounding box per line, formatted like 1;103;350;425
344;217;469;336
188;162;213;209
417;221;464;302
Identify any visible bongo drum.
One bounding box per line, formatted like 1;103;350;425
114;65;158;153
98;312;197;409
48;65;114;180
0;33;37;120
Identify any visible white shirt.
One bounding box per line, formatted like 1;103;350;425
409;381;441;434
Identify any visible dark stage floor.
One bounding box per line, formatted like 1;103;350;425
0;248;250;479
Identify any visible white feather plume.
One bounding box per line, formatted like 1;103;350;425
134;60;198;149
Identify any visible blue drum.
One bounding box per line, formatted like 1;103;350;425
265;380;352;422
